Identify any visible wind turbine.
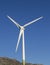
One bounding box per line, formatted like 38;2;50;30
7;15;43;65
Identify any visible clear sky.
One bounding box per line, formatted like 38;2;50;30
0;0;50;65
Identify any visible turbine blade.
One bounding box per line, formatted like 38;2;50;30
23;16;43;27
7;15;21;28
16;30;22;52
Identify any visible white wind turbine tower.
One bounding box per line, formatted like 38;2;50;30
7;15;43;65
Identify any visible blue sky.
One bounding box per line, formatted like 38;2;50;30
0;0;50;65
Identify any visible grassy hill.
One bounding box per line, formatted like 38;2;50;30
0;57;43;65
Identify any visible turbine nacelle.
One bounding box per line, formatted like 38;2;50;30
20;26;25;31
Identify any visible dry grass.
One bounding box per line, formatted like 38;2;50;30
0;57;43;65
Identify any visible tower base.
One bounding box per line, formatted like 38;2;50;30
22;60;25;65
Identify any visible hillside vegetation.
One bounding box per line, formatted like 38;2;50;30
0;57;43;65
